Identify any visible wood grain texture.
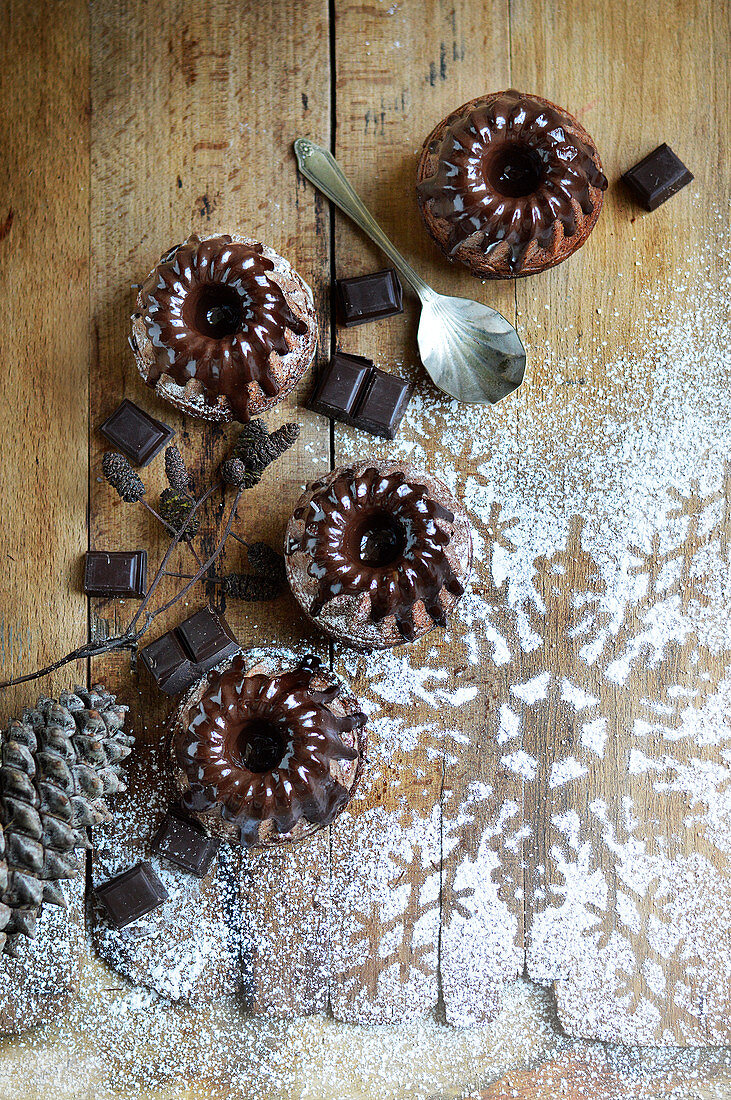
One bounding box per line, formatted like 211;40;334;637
477;1050;731;1100
0;0;90;1030
88;0;242;1003
87;0;332;1012
0;0;729;1089
328;0;523;1027
0;0;89;714
510;0;731;1044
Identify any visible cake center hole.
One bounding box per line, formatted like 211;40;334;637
187;284;243;339
236;719;286;773
484;143;544;198
354;513;407;568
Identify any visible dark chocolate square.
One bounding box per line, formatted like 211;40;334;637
622;144;694;211
176;608;239;670
139;630;196;695
140;608;241;695
152;811;220;877
99;399;174;466
352;368;413;439
308;353;412;440
336;269;404;327
94;861;169;928
308;352;374;423
84;550;147;598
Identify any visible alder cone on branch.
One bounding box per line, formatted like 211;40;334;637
0;684;133;955
159;488;201;539
164;444;191;494
102;452;145;503
231;419;300;473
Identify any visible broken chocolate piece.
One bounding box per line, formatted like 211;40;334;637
99;399;174;466
84;550;147;598
151;810;221;877
309;352;374;423
139;630;196;695
355;370;413;440
94;861;169;928
140;607;240;694
622;144;694;211
176;607;241;670
336;269;403;327
308;354;412;439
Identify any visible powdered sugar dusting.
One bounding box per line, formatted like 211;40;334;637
0;210;729;1093
328;212;731;1042
90;767;243;1005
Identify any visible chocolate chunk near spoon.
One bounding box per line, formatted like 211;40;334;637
335;269;403;326
308;352;412;439
622;144;694;211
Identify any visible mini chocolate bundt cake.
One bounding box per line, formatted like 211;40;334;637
130;233;318;422
285;462;472;650
170;651;367;847
416;89;608;278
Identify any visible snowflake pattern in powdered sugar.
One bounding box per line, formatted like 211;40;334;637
327;225;731;1041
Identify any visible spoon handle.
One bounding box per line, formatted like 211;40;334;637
293;139;433;301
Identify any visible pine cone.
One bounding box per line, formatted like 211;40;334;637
159;489;201;540
164;445;191;494
0;684;132;955
102;453;146;503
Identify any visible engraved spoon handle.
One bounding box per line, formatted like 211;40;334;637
293;139;433;301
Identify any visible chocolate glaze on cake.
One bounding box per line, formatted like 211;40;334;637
170;651;367;847
285;462;472;650
131;234;318;423
417;90;608;278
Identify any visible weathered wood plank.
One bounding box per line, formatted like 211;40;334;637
88;0;332;1012
0;0;90;1030
509;0;731;1044
0;0;90;712
327;0;521;1025
88;0;245;1004
477;1050;731;1100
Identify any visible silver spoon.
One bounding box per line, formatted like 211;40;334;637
293;138;526;404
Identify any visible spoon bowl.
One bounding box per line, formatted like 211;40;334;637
293;139;526;405
417;290;526;403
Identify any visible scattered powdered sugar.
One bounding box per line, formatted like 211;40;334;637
0;878;84;1035
1;213;730;1092
1;965;729;1099
89;770;243;1006
329;804;442;1024
501;749;538;780
549;757;589;789
327;211;731;1043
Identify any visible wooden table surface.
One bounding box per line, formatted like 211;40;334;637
1;0;730;1097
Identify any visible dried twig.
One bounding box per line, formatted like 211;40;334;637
0;420;299;692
